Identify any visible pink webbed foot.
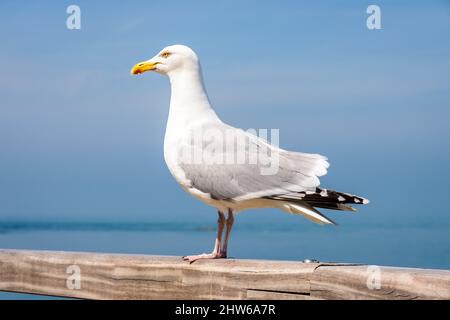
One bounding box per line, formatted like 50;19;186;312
183;209;233;263
182;252;226;263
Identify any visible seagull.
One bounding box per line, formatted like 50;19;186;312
131;45;369;263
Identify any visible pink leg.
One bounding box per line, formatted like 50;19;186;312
221;209;234;258
183;211;226;263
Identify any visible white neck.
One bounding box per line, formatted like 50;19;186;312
167;64;219;122
164;64;221;150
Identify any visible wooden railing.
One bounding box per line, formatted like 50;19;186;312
0;249;449;299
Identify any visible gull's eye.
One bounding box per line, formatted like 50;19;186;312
160;51;171;58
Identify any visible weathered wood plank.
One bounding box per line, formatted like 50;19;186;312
0;249;317;299
0;249;449;300
310;265;450;300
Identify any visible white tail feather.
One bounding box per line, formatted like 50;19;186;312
281;202;336;225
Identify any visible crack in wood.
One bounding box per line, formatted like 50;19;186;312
246;288;311;296
103;276;173;283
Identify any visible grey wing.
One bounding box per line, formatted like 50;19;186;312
177;123;329;201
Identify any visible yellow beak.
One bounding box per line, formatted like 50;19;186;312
130;60;159;75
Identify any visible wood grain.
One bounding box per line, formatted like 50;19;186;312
0;249;449;299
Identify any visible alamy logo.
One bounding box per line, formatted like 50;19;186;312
366;5;381;30
66;5;81;30
366;265;381;290
66;265;81;290
178;128;280;176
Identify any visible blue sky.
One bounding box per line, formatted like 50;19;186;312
0;0;449;227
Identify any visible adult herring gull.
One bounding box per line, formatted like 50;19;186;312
131;45;369;262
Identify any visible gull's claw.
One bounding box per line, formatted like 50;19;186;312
182;252;226;263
